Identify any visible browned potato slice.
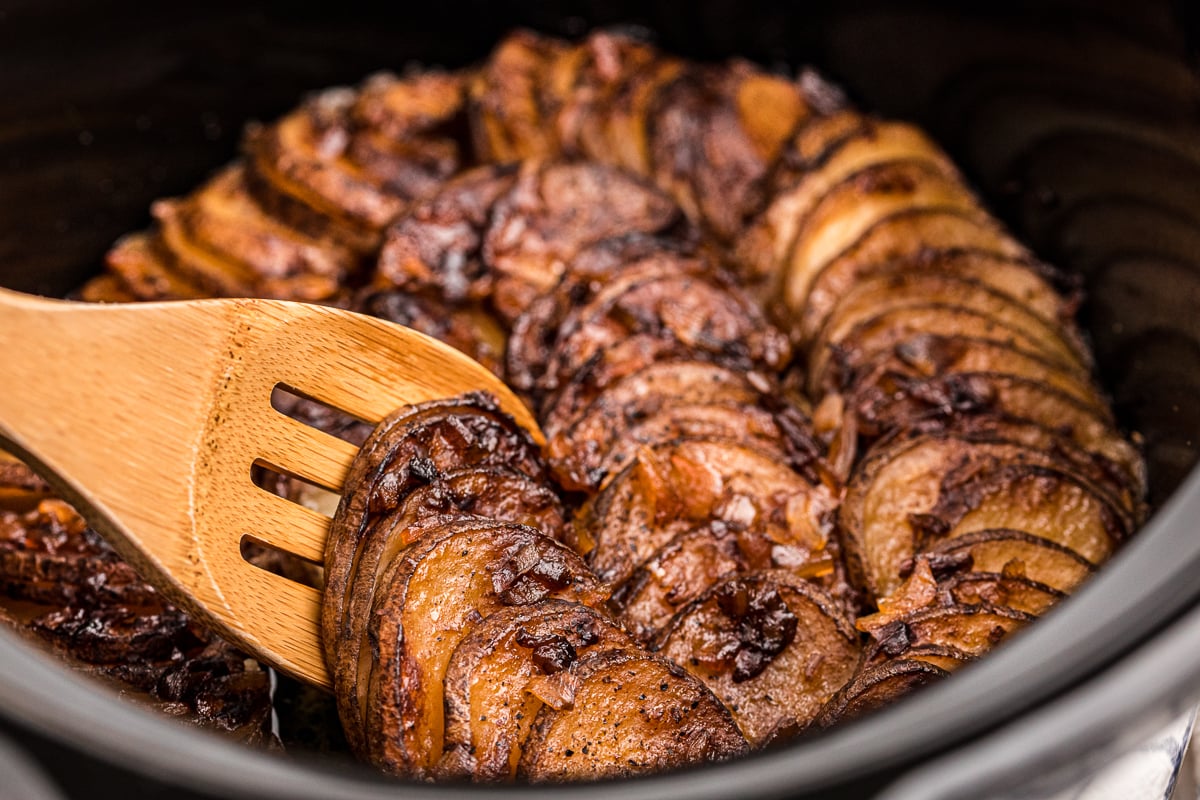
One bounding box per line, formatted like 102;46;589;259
941;572;1064;615
592;403;797;490
153;165;356;301
811;659;948;729
800;215;1041;344
440;600;633;781
470;31;567;163
363;523;607;776
843;333;1108;414
921;529;1096;594
812;271;1090;374
244;89;411;247
374;164;520;303
611;525;742;642
744;121;960;289
546;32;680;176
862;604;1033;667
483;161;682;320
323;394;545;752
841;429;1124;600
546;271;789;393
104;233;210;300
849;372;1144;497
654;572;860;745
643;62;808;240
579;439;836;585
382;466;566;541
546;360;772;489
813;306;1087;395
541;334;763;442
517;648;748;781
612;522;837;642
505;239;701;395
928;466;1125;564
782;160;986;315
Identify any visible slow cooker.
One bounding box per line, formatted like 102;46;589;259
2;1;1199;797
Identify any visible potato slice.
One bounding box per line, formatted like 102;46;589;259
591;403;797;491
929;466;1125;564
801;215;1041;344
374;164;519;303
843;333;1108;414
323;394;545;752
363;523;607;776
483;161;681;316
380;466;566;541
941;572;1064;615
441;600;633;781
743;121;958;290
862;604;1033;667
154;165;355;301
841;428;1125;600
541;334;746;440
505;240;703;395
244;90;408;247
579;439;837;585
921;529;1096;594
613;523;838;643
814;306;1087;395
546;270;788;394
654;572;860;745
849;372;1144;497
782;160;985;315
812;271;1090;376
517;648;748;781
546;360;772;489
811;659;948;729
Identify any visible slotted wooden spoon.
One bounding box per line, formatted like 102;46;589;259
0;287;540;691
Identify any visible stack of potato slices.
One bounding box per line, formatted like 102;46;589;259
69;27;1146;783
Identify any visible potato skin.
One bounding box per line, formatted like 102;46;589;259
654;572;860;746
517;648;749;782
363;522;607;776
441;600;633;781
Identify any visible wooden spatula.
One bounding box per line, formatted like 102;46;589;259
0;287;539;691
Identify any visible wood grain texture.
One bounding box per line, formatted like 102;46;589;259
0;287;539;690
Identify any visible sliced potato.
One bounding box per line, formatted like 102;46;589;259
921;528;1096;594
782;160;985;315
654;572;860;745
744;120;960;289
363;523;607;776
546;360;772;490
546;270;787;394
812;270;1090;375
441;600;632;781
591;403;796;490
517;648;748;781
841;427;1125;600
941;571;1064;615
813;305;1087;396
849;371;1144;497
800;215;1041;344
810;659;948;729
579;439;836;585
842;333;1108;414
322;395;545;753
862;604;1033;667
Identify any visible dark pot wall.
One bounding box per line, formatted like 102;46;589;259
2;2;1199;798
